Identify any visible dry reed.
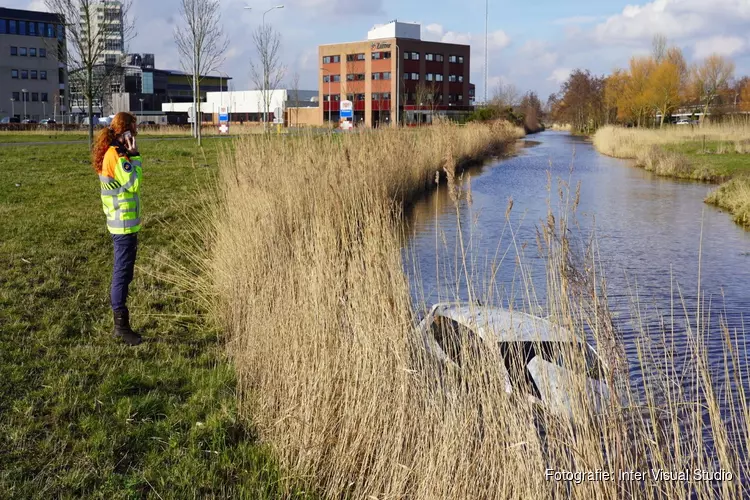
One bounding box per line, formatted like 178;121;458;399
190;122;748;498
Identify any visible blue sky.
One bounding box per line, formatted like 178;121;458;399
11;0;750;100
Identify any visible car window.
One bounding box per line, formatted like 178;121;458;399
429;316;480;366
533;342;604;381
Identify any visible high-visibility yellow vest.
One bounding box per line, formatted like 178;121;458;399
99;145;142;235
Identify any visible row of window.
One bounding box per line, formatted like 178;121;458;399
10;69;49;80
0;19;60;38
10;91;50;102
10;46;47;58
323;52;465;64
404;73;464;82
321;92;463;103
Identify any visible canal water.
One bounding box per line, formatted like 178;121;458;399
403;130;750;453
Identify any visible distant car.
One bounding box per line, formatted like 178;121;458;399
21;119;38;124
676;119;690;126
1;116;21;124
144;120;157;125
40;119;57;126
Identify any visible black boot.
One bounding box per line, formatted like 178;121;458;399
113;309;142;346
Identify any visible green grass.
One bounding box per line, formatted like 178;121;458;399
0;139;302;498
662;140;750;179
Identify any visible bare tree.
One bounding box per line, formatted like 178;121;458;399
249;24;286;131
174;0;228;146
689;54;735;125
290;71;300;128
491;82;520;109
651;34;668;63
45;0;134;147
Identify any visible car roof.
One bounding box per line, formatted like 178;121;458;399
429;303;583;343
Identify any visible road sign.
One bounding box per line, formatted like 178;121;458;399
219;123;229;134
340;100;353;119
187;106;195;123
219;106;228;123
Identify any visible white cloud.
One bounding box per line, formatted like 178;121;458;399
592;0;750;44
547;68;572;85
693;35;747;59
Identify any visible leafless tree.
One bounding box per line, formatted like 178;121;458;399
491;82;520;109
290;71;300;127
45;0;134;147
249;24;286;131
174;0;228;145
652;34;668;63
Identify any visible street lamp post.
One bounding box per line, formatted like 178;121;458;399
395;45;400;127
21;88;28;120
10;98;15;118
321;67;331;124
139;98;145;121
261;5;284;130
43;101;46;119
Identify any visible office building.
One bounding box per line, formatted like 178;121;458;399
0;7;67;121
319;21;473;127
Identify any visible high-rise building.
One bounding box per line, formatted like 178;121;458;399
82;0;125;65
319;21;473;127
0;7;68;121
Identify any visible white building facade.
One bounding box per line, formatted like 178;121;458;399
161;89;318;122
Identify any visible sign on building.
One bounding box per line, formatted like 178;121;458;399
219;106;229;123
219;123;229;134
340;100;353;119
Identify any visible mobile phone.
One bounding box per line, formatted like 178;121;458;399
122;130;132;141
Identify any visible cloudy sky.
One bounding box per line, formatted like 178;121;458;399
10;0;750;100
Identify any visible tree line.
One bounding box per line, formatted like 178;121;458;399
548;35;750;134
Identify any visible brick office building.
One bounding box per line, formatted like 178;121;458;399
319;21;473;127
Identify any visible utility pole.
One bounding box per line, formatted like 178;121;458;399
21;88;28;120
484;0;489;105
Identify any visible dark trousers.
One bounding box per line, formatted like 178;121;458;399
111;233;138;312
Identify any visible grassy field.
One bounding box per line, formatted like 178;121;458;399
593;123;750;226
0;138;300;497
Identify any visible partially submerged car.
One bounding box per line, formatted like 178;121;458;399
417;303;611;421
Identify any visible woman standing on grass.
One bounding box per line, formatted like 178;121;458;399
93;112;143;346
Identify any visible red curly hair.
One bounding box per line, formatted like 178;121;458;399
92;112;138;173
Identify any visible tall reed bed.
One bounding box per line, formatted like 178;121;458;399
196;122;748;498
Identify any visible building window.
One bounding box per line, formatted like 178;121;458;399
411;73;419;81
333;94;340;101
46;23;55;38
323;94;331;102
458;75;464;83
346;73;365;81
346;93;354;101
21;70;28;79
458;56;464;63
403;73;409;80
105;54;117;65
20;47;27;56
372;93;379;100
425;53;433;61
30;48;37;57
333;74;340;82
372;52;380;60
10;46;18;56
31;70;38;79
457;94;463;102
11;69;19;79
323;55;338;64
37;22;45;37
449;75;457;82
29;22;36;36
382;92;391;100
372;73;380;80
41;93;48;102
410;52;419;60
436;74;444;82
31;92;39;102
383;72;391;80
371;51;392;60
436;54;444;62
346;53;365;61
40;71;47;80
19;20;26;36
39;48;46;58
9;20;17;34
0;19;6;34
12;92;20;101
403;51;409;60
426;73;433;82
449;55;457;63
323;75;330;83
356;93;365;101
